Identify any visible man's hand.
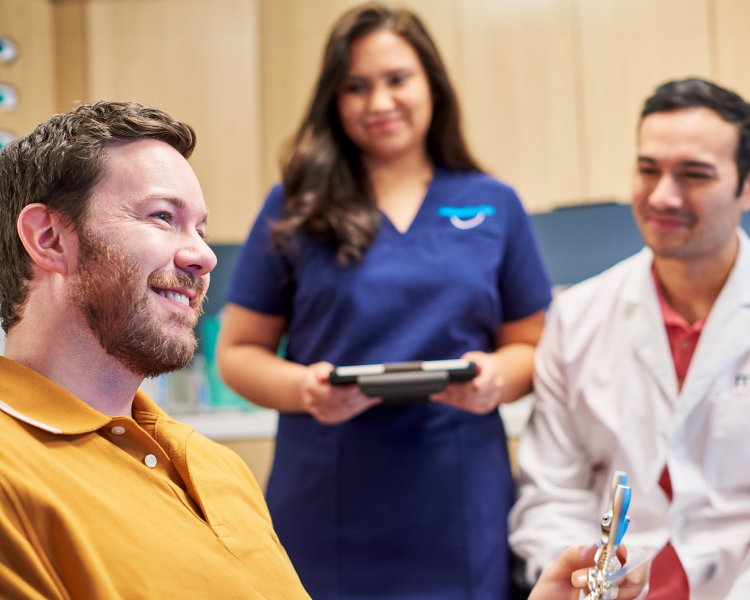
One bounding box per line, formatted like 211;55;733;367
430;351;504;414
530;545;650;600
301;362;380;424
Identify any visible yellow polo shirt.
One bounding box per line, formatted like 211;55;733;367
0;356;311;600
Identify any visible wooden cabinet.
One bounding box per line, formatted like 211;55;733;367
575;0;713;203
0;0;56;141
3;0;262;243
257;0;750;213
1;0;749;236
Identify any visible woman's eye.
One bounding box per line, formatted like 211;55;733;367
342;82;366;94
390;74;408;85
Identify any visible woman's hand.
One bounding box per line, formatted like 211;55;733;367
429;310;546;414
429;351;504;414
530;545;650;600
301;362;381;424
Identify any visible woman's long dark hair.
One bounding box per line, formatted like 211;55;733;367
273;2;482;264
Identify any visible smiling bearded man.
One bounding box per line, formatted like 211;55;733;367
73;229;206;377
0;101;311;600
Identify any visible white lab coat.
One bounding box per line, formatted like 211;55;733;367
509;229;750;600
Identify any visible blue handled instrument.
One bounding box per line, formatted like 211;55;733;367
586;470;632;600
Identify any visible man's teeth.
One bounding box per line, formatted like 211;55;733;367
157;291;190;306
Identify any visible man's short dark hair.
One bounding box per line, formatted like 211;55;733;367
641;78;750;196
0;101;196;333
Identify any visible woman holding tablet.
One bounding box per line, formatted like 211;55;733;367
218;4;551;598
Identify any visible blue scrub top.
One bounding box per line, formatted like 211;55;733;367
228;168;551;365
226;168;552;600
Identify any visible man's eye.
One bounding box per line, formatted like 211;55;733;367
152;212;173;222
638;167;658;176
683;172;712;180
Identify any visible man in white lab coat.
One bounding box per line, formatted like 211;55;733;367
509;78;750;600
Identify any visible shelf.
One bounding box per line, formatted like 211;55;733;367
179;410;278;441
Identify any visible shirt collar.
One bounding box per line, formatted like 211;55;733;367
651;269;707;333
0;356;168;435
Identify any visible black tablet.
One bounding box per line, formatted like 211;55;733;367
329;359;477;403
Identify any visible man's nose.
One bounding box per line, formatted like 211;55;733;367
648;174;683;211
175;234;217;278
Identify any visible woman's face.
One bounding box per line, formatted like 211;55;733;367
336;30;433;163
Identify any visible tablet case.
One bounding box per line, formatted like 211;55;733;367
329;360;477;403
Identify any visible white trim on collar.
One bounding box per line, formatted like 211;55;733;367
0;399;63;434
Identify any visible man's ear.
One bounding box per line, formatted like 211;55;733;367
17;204;77;277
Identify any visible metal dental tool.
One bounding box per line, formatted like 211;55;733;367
585;470;632;600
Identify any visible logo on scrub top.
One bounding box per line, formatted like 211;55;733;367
437;205;495;229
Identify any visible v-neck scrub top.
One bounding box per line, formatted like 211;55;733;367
226;168;552;600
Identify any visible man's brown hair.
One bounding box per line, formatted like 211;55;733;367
0;101;196;333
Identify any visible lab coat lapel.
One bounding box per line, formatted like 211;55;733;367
678;229;750;419
623;248;680;406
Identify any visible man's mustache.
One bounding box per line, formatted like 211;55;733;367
642;207;698;226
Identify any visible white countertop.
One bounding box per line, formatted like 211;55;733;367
179;410;279;441
498;393;536;439
177;394;535;442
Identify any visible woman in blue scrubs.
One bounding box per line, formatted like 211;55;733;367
218;4;551;599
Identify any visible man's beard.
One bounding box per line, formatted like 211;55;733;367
72;231;206;379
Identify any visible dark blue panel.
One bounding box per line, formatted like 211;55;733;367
203;244;242;317
530;203;644;287
194;244;242;357
200;210;750;314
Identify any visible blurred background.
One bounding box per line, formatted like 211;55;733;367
2;0;749;485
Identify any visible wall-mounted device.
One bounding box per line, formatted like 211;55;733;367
0;83;18;111
0;130;15;148
0;37;18;64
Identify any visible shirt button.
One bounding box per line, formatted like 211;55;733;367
111;426;126;435
144;454;158;468
681;341;690;350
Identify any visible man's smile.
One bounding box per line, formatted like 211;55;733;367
645;211;696;231
151;285;194;307
146;272;206;318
